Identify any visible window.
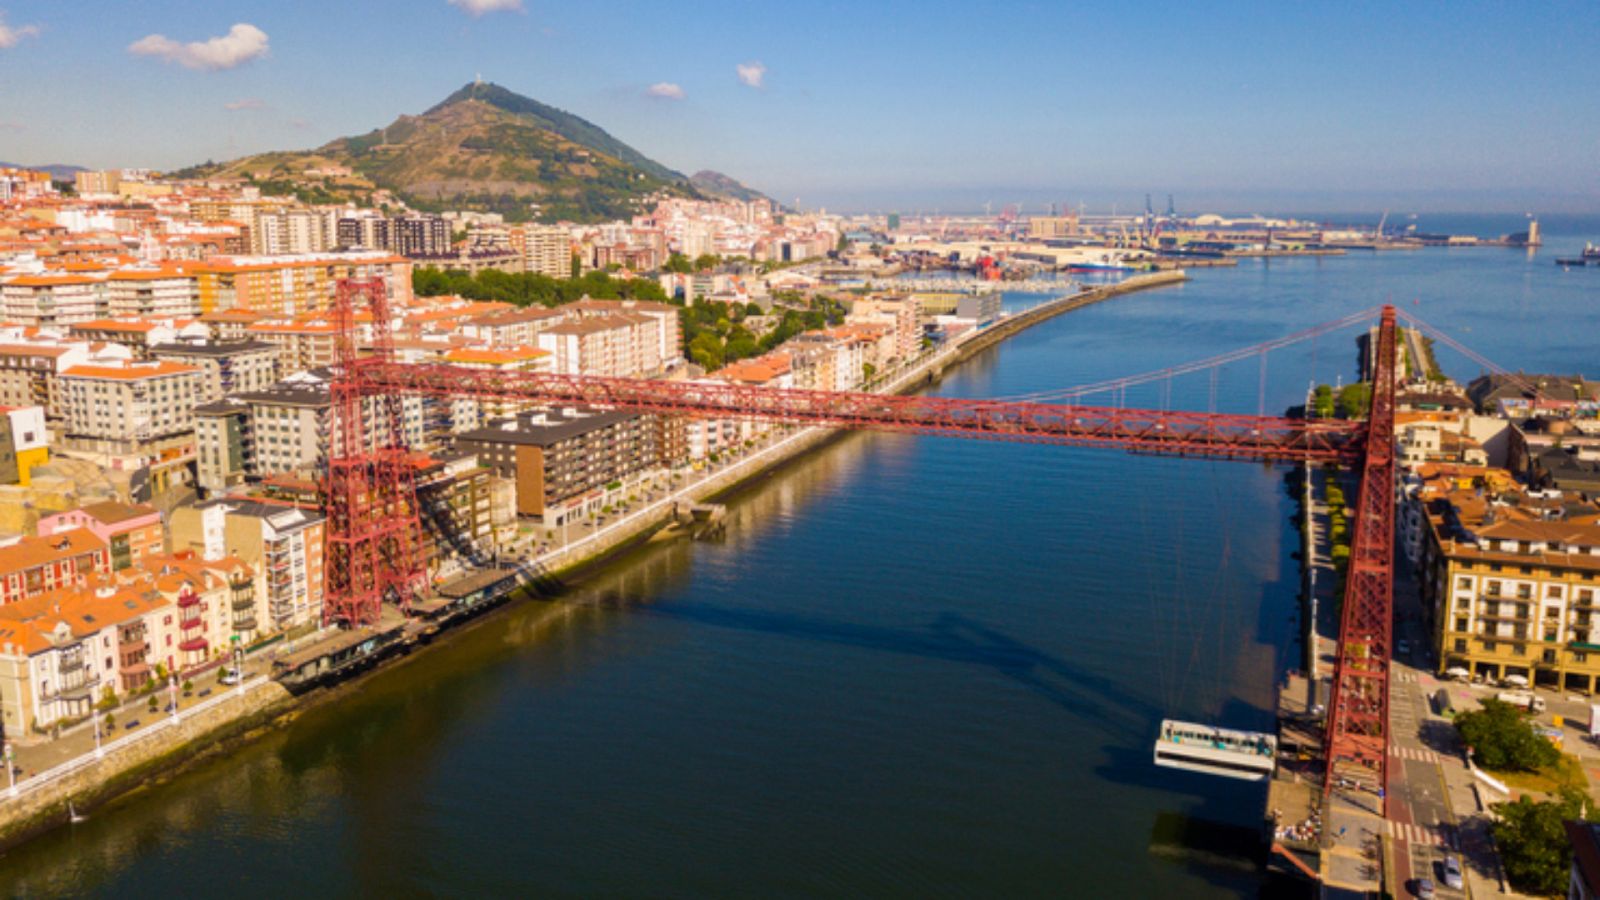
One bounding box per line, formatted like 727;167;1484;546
1579;652;1590;663
1483;641;1497;651
1546;630;1558;642
1456;617;1469;632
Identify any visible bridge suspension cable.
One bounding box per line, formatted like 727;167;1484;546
1395;308;1544;401
991;306;1385;403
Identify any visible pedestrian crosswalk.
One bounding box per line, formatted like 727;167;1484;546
1392;669;1435;684
1389;744;1441;763
1385;819;1459;849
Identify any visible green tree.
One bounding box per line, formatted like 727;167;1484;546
1492;788;1590;896
1312;384;1335;418
693;253;719;272
662;253;693;274
1455;699;1561;772
688;332;724;371
1337;382;1372;419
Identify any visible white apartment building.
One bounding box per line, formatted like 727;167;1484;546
107;267;202;318
0;272;108;327
565;298;682;366
521;224;573;278
59;360;202;443
152;340;279;403
536;313;663;379
173;500;326;633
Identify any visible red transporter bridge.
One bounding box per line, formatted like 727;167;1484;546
322;279;1398;807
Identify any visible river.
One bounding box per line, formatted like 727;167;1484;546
3;214;1596;898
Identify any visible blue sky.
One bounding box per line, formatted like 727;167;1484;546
1;0;1596;213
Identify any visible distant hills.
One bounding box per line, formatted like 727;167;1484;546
174;82;770;223
1;162;86;181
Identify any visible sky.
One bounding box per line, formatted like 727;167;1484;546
0;0;1596;214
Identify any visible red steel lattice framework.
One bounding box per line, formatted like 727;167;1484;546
324;281;1399;784
1323;305;1399;809
322;279;425;627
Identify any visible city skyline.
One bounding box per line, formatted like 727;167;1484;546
1;0;1598;212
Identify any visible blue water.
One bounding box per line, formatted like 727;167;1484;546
2;221;1597;897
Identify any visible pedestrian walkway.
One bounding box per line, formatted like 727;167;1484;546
1385;819;1459;849
1390;745;1441;764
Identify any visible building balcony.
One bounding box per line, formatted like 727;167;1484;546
59;654;88;672
118;638;148;657
178;592;201;609
232;595;256;612
179;636;209;653
233;615;257;632
121;660;150;679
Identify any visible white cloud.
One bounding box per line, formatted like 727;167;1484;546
447;0;524;15
0;15;41;49
645;82;685;101
128;23;269;71
224;98;265;111
736;61;766;89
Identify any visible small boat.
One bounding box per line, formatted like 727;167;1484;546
69;801;87;824
1584;241;1600;260
1153;719;1277;782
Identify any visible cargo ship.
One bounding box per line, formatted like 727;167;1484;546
1555;242;1599;267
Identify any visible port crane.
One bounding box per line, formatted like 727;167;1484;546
324;279;1401;809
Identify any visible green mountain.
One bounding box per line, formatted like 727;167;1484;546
175;82;761;223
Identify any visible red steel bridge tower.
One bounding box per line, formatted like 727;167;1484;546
322;280;1400;798
1323;305;1399;809
322;278;424;627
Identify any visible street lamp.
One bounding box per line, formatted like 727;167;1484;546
93;705;103;759
168;674;179;723
233;644;245;693
4;742;14;797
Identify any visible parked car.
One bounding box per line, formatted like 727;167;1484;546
220;669;242;686
1441;855;1463;889
1414;877;1435;899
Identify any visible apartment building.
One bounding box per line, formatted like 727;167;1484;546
0;405;49;486
38;501;164;572
519;224;573;278
455;408;660;524
0;585;172;733
415;452;498;582
1423;481;1600;692
235;372;428;477
848;295;922;361
194;400;251;495
536;314;663;380
59;360;202;444
565;298;682;366
152;340;278;402
107;266;202;318
195;251;412;317
440;346;551;420
67;320;180;359
171;499;326;633
0;530;110;605
245;318;337;375
0;272;108;326
457;307;568;348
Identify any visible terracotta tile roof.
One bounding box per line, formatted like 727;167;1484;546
62;360;199;380
0;530;107;575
